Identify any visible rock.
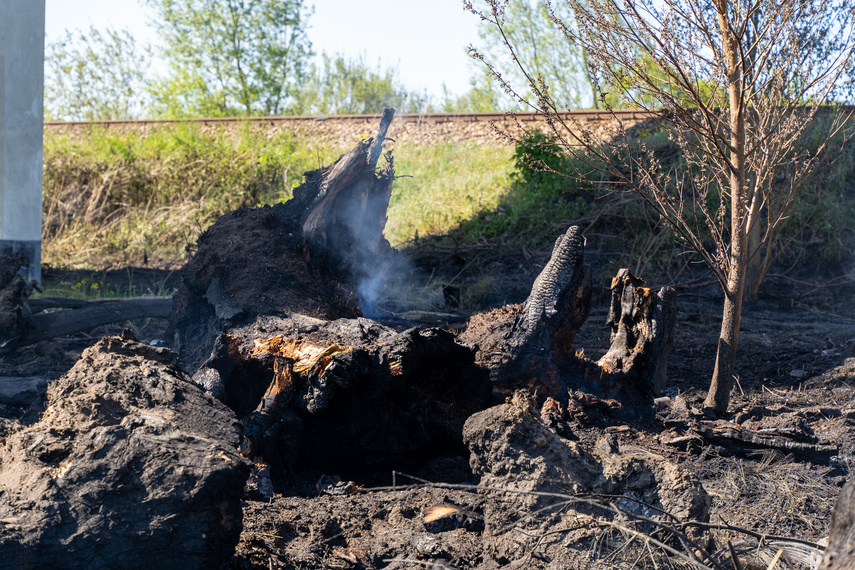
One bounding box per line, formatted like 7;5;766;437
463;391;599;510
0;333;250;570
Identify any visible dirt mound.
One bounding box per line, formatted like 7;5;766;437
463;391;709;521
0;332;250;570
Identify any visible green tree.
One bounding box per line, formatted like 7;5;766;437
441;71;505;112
290;53;429;115
145;0;313;117
44;27;151;121
469;0;595;109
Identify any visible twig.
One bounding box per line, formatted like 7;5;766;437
681;521;825;550
600;519;714;570
728;541;745;570
762;385;787;399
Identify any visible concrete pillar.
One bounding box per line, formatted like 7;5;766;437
0;0;45;284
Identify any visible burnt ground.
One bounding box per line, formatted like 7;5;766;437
3;262;855;568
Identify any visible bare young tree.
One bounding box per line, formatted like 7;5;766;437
465;0;855;414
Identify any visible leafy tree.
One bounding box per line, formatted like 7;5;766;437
469;0;595;109
467;0;855;414
44;27;151;121
290;53;429;115
144;0;313;117
441;71;505;112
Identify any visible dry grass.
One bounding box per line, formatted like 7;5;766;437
42;127;517;270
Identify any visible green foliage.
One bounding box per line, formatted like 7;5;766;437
290;53;429;115
44;27;151;121
386;143;514;245
759;124;855;277
471;0;595;109
144;0;313;117
470;130;596;243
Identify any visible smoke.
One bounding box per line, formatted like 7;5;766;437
331;130;445;320
340;194;443;319
356;266;388;317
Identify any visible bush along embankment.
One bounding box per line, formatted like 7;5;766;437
42;121;855;309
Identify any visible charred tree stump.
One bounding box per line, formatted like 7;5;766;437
165;109;495;481
460;226;592;391
0;249;34;349
191;313;491;474
597;269;677;396
168;109;399;373
460;226;677;419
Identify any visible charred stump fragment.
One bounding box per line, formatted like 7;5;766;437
460;226;592;390
192;314;490;475
0;249;34;350
597;268;677;396
168;109;399;372
461;226;676;419
1;249;172;350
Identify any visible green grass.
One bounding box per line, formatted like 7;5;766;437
41;121;855;300
37;273;175;300
43;123;343;268
43;125;519;268
387;142;514;245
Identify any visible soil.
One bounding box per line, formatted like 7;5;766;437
3;259;855;569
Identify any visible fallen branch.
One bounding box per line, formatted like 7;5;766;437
18;296;173;346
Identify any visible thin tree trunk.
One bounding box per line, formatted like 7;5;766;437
744;212;763;302
704;284;744;413
705;0;748;415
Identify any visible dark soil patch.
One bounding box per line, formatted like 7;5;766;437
2;259;855;568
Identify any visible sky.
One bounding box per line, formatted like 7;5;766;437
44;0;485;100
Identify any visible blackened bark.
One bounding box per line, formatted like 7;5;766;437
460;226;676;419
598;269;677;396
0;249;33;350
167;110;398;372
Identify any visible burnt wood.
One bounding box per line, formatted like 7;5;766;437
192;313;491;474
168;110;399;373
460;227;676;419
